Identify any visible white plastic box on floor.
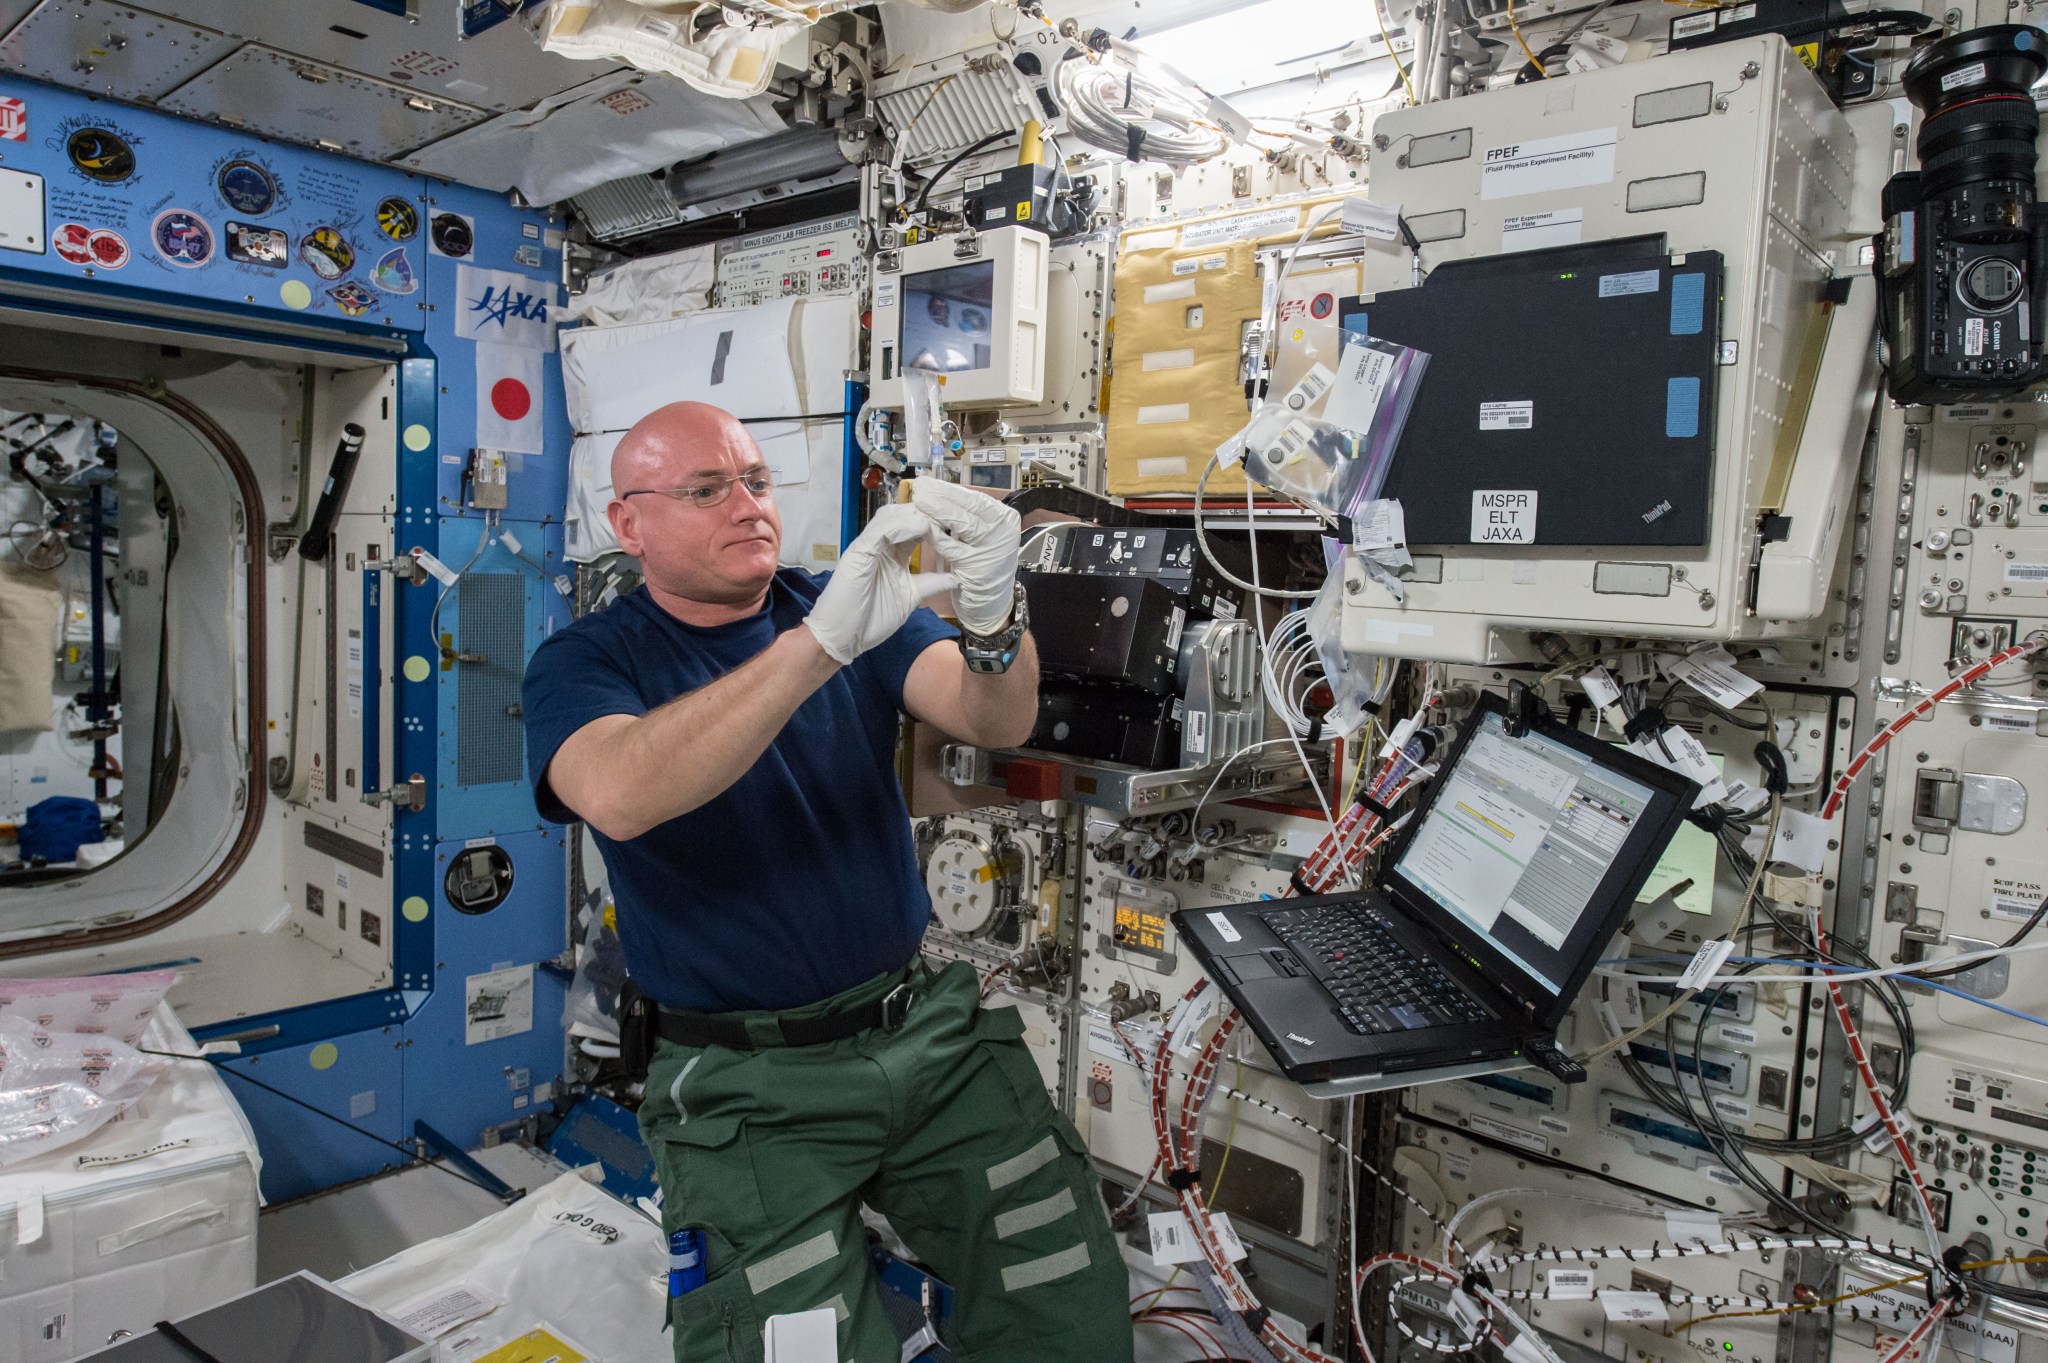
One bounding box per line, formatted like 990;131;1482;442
0;1005;262;1363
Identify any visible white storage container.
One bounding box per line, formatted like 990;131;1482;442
0;1005;262;1362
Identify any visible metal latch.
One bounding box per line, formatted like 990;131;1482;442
1913;766;2028;837
362;773;427;812
952;231;982;259
366;552;428;587
1912;767;1962;833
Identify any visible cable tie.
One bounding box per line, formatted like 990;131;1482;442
1164;1168;1201;1191
1461;1269;1493;1296
1622;706;1666;743
1240;1306;1271;1334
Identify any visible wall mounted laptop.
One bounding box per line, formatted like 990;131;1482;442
1174;691;1696;1099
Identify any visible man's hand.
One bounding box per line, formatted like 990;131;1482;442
805;504;952;665
910;478;1022;636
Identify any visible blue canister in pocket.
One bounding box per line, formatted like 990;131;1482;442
668;1228;707;1297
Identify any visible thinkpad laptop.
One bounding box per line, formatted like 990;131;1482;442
1174;692;1695;1098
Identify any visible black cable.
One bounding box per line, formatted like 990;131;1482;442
141;1049;510;1201
1917;893;2048;980
909;130;1016;220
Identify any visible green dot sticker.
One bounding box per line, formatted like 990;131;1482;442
402;423;432;452
402;895;429;922
279;279;312;310
309;1042;339;1071
403;655;431;683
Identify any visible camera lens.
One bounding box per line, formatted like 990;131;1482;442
1903;27;2048;197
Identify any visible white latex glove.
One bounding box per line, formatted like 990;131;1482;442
804;504;952;665
910;478;1022;635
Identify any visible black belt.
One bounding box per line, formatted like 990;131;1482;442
658;979;916;1051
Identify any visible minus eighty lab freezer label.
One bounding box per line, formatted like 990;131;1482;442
1479;400;1532;431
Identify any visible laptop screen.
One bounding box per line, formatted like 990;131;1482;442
1391;709;1661;996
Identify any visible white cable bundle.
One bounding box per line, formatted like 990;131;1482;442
1263;607;1327;736
1053;37;1238;165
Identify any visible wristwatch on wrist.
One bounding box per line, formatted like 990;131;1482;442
958;582;1029;674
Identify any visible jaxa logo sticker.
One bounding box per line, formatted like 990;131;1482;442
61;122;137;183
468;281;550;329
151;209;213;268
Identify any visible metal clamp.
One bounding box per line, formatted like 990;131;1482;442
366;552;429;587
362;773;427;813
880;983;915;1031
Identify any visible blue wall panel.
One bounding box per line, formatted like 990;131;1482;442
218;1029;409;1204
0;80;576;1196
430;517;569;839
0;78;424;339
403;827;568;1149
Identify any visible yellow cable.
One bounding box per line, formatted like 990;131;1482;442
1133;1061;1248;1319
1506;0;1550;79
1672;1256;2048;1335
1373;0;1419;104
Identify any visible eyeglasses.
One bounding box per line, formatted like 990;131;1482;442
619;468;775;510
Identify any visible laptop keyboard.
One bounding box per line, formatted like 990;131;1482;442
1262;902;1494;1036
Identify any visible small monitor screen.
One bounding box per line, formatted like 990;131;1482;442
900;260;996;375
1393;710;1659;995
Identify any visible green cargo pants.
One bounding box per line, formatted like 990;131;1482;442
638;958;1134;1363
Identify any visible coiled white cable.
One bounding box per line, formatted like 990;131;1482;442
1053;37;1235;165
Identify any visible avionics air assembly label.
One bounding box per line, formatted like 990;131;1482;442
1500;208;1583;252
1481;128;1619;200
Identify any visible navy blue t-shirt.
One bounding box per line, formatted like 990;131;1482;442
521;569;957;1012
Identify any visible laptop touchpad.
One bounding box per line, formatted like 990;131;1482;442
1220;949;1301;983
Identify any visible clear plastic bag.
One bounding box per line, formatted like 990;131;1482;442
1235;333;1429;522
564;918;629;1044
0;1016;168;1166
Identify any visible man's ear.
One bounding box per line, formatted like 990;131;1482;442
608;500;639;557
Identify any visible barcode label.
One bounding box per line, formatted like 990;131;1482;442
2005;561;2048;582
1480;400;1533;431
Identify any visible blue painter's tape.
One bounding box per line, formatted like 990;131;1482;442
1670;273;1705;336
1666;376;1701;437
